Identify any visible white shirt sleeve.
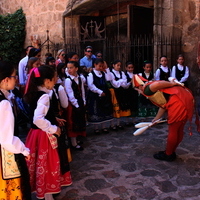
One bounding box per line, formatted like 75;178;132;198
104;68;113;81
57;85;68;108
33;94;57;134
80;76;86;105
171;66;176;79
154;68;161;80
121;71;129;88
180;66;189;83
18;57;27;85
64;78;79;108
0;100;29;156
110;73;123;88
87;73;103;96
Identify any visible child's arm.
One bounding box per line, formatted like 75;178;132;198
154;68;161;80
180;66;189;83
0;100;30;156
33;94;58;134
171;66;176;79
87;72;103;96
64;78;79;108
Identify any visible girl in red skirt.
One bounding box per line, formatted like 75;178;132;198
24;65;72;200
64;61;86;151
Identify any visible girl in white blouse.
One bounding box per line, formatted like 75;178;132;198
109;60;131;130
87;58;113;133
24;65;72;200
64;61;86;151
0;61;31;200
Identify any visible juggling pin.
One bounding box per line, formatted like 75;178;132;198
133;118;167;136
135;119;167;128
133;124;152;136
135;122;152;128
168;77;184;86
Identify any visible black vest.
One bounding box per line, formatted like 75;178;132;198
159;67;171;81
175;64;186;81
30;91;57;129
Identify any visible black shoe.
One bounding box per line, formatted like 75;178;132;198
102;128;109;133
77;140;83;145
71;145;84;151
94;129;101;134
110;126;118;131
116;125;124;130
153;151;176;161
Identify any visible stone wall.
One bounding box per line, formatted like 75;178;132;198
0;0;69;55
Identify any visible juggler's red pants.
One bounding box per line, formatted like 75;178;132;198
166;120;187;155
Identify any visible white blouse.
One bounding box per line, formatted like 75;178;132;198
0;89;29;156
64;75;86;108
53;85;68;109
87;68;112;96
171;64;189;83
33;86;57;134
154;65;171;80
110;69;129;88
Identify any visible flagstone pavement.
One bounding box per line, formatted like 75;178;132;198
22;117;200;200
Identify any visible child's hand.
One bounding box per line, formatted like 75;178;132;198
101;92;106;97
25;154;31;161
54;127;61;137
56;117;66;126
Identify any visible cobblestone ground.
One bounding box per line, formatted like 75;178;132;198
27;117;200;200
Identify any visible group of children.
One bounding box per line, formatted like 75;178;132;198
0;49;190;200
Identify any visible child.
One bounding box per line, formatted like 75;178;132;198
45;56;56;66
24;65;72;200
124;61;138;125
87;58;113;133
64;61;86;150
171;54;189;87
0;61;31;200
55;49;66;66
155;56;171;81
110;60;131;129
57;63;67;84
138;61;157;117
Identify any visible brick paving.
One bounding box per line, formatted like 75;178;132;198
27;117;200;200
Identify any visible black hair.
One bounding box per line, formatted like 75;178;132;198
24;65;55;104
177;54;184;59
57;63;66;80
65;52;79;63
67;52;78;59
94;58;104;65
28;48;41;58
125;61;134;67
45;56;55;65
160;55;167;60
67;61;80;68
45;52;53;57
0;61;15;82
85;46;93;51
112;59;121;65
143;60;152;66
95;51;102;56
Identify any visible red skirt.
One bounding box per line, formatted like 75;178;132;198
25;128;72;199
66;103;86;138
